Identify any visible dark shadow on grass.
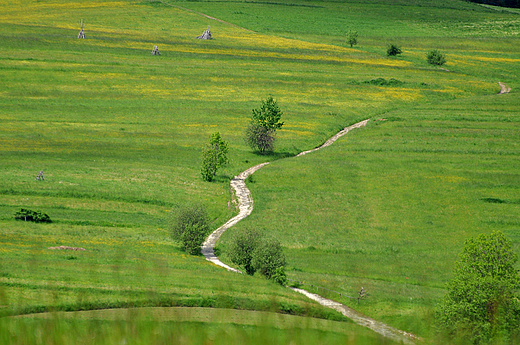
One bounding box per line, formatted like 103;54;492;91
482;197;520;204
250;150;297;160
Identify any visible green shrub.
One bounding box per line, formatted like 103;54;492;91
252;238;286;280
14;208;51;223
229;229;287;282
365;77;404;86
170;205;210;255
229;228;263;275
386;44;402;56
346;30;358;48
245;123;275;155
427;49;446;66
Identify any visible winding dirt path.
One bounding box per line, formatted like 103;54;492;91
201;162;269;273
202;81;511;342
201;119;421;343
202;120;369;271
290;288;419;344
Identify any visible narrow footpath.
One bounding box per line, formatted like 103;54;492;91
201;119;421;344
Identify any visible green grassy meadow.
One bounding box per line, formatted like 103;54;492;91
1;0;519;343
2;307;397;345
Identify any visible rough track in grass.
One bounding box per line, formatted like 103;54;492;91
498;82;511;94
201;162;270;274
200;119;421;343
202;120;369;271
290;288;419;344
149;0;256;33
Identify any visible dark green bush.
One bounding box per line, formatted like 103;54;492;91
14;208;51;223
386;44;402;56
170;205;210;255
252;238;286;280
427;49;446;66
229;229;287;283
229;228;263;275
245;124;275;154
365;78;404;86
346;30;358;48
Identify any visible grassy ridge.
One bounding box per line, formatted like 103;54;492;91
2;308;397;345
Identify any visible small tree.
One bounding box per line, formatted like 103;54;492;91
170;205;210;255
229;228;263;275
252;238;286;280
245;123;275;154
346;30;358;48
427;49;446;66
387;44;402;57
246;96;284;154
436;231;520;344
201;132;228;182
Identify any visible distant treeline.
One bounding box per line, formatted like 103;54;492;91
467;0;520;8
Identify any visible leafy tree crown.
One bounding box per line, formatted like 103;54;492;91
346;30;358;48
436;231;520;343
201;132;228;181
170;205;210;254
457;231;518;282
427;49;446;66
208;132;229;167
251;96;284;131
387;44;402;57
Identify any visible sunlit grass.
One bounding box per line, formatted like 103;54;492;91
1;0;519;342
218;93;520;338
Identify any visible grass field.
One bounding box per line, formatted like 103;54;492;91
218;93;520;337
2;307;398;345
1;0;519;343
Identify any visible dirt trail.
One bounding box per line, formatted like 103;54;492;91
202;120;369;271
150;0;256;33
200;79;511;340
201;119;421;343
290;288;420;344
297;119;369;157
201;162;270;273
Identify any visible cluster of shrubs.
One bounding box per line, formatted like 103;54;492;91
14;208;52;223
228;228;287;286
170;205;287;285
364;77;404;86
